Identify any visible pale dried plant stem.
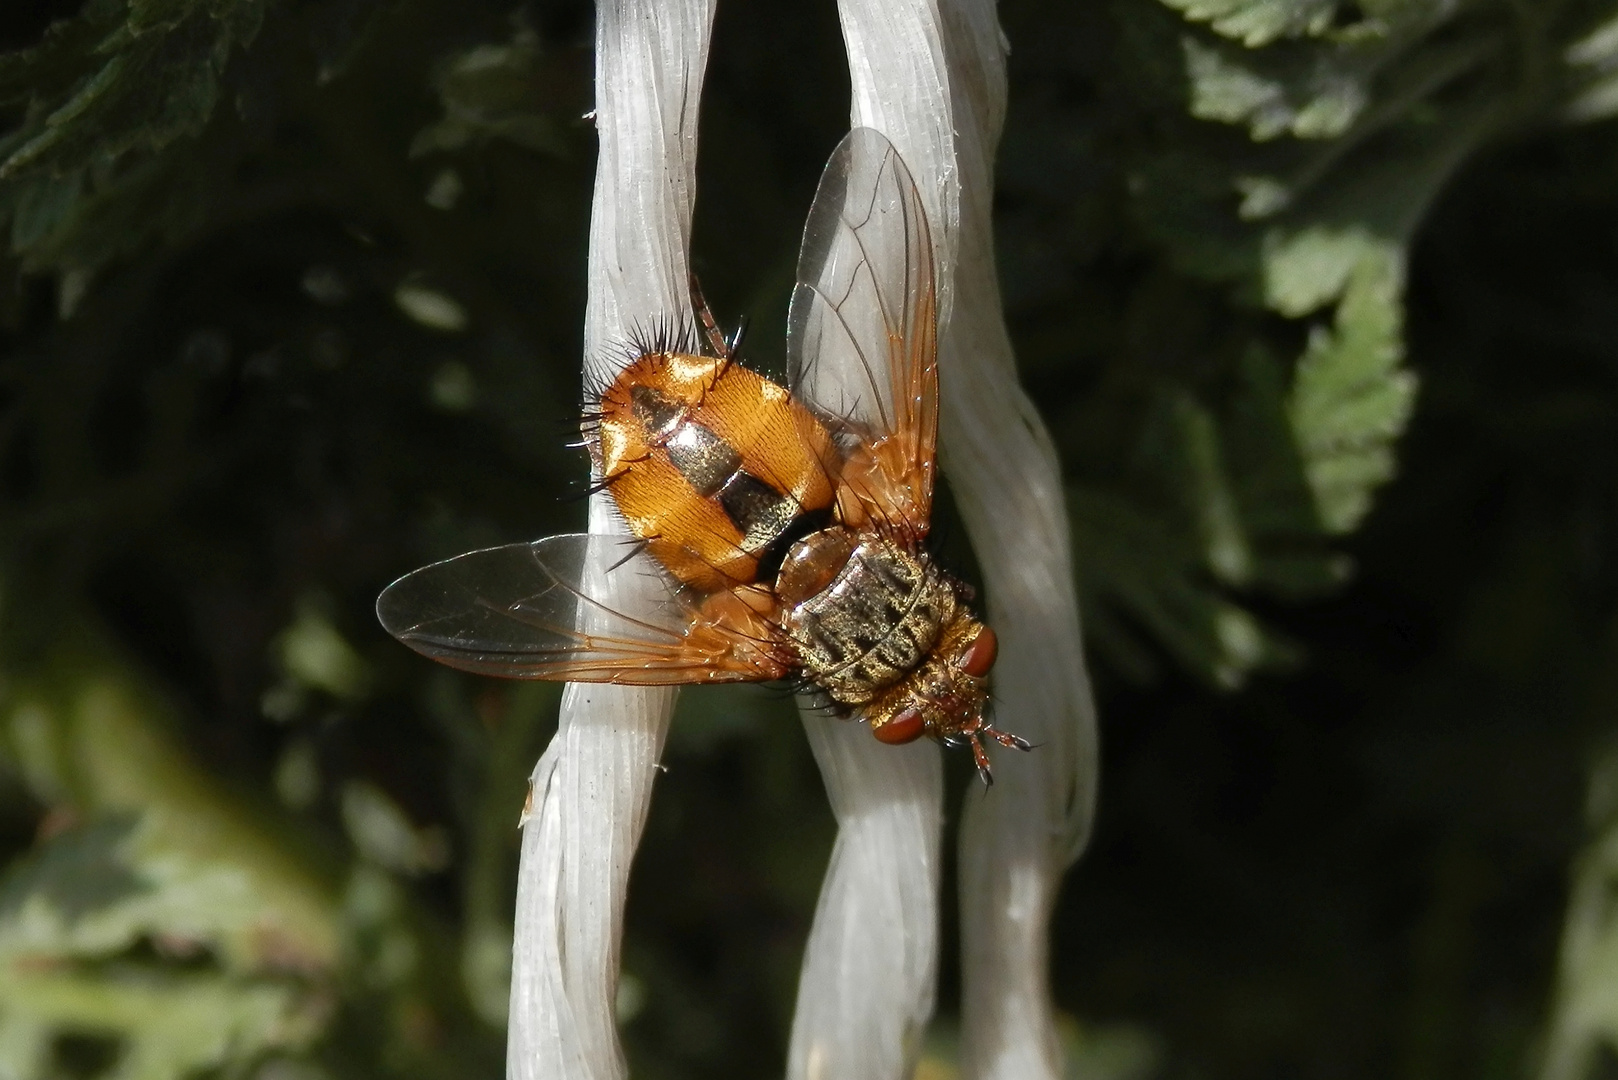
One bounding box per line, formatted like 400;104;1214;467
788;720;942;1080
783;6;956;1080
506;2;715;1079
936;7;1098;1078
507;2;1095;1078
833;4;1101;1080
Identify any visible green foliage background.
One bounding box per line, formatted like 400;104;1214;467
2;0;1618;1077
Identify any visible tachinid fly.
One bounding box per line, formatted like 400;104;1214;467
377;128;1029;782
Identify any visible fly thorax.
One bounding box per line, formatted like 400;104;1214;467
782;535;957;706
775;527;856;606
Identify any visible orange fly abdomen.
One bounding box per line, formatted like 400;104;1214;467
596;351;838;592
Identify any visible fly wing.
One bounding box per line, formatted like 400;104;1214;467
786;127;939;538
376;534;789;683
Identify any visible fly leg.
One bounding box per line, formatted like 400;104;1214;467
968;733;995;787
983;725;1034;752
688;274;733;360
966;721;1034;787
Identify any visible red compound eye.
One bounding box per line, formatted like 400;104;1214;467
958;626;998;678
874;707;926;745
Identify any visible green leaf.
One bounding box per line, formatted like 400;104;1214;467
1564;10;1618;122
1066;0;1530;683
275;595;373;702
1072;383;1319;689
0;818;145;924
1065;247;1414;685
0;818;325;1080
1537;747;1618;1078
0;637;343;974
0;0;270;276
412;22;569;159
1071;485;1296;689
1287;247;1416;533
1158;0;1343;47
0;619;358;1078
0;967;320;1080
1183;35;1370;140
1226;348;1352;597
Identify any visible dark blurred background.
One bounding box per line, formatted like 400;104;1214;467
3;0;1618;1078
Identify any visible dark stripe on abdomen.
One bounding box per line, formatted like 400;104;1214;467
664;420;742;497
654;409;833;582
714;471;830;581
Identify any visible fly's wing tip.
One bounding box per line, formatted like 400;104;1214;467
370;535;777;684
376;571;427;642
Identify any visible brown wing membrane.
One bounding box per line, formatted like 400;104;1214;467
786;127;939;538
376;534;790;683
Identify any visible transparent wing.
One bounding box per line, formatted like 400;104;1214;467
786;127;939;535
376;534;789;683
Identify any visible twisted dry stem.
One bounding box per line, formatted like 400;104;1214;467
506;2;713;1078
508;3;1096;1079
831;3;1101;1080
